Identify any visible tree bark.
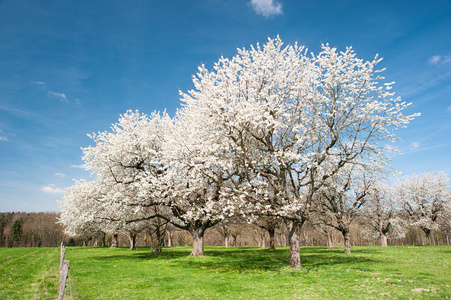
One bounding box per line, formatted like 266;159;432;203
343;231;351;254
167;230;172;247
288;221;302;268
327;231;334;249
268;227;276;251
380;234;388;247
155;226;163;253
189;228;205;256
225;236;229;248
110;234;118;248
422;228;432;245
129;233;137;250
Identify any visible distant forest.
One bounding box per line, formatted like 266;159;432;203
0;211;449;248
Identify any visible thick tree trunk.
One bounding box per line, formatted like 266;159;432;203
268;228;276;251
189;228;205;256
380;234;388;247
110;234;118;248
343;231;351;254
425;230;432;246
421;227;432;245
155;226;163;253
129;233;137;250
288;221;302;268
224;236;229;248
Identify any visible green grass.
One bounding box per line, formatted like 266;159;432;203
0;247;60;299
1;246;450;299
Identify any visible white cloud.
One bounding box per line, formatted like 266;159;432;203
33;81;46;85
71;164;88;169
41;184;65;194
448;106;451;113
0;136;8;142
429;55;451;65
55;172;67;178
249;0;283;17
428;55;441;65
48;91;69;103
411;142;420;149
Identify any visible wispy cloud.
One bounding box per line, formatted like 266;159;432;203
71;164;88;169
402;69;451;96
411;142;420;149
0;104;29;116
428;55;451;65
249;0;283;17
448;106;451;113
48;91;69;103
33;81;46;85
403;141;451;154
404;124;451;153
429;55;441;65
41;184;65;194
55;172;66;178
0;136;8;142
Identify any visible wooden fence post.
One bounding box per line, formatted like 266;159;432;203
60;242;65;273
58;242;70;299
58;260;70;300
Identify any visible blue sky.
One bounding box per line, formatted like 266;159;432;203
1;0;450;212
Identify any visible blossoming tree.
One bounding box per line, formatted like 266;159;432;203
180;36;418;267
394;172;450;245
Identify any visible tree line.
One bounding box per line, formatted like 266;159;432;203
0;212;64;247
57;36;449;267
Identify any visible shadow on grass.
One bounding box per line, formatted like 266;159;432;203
84;246;386;273
176;247;383;273
88;247;192;261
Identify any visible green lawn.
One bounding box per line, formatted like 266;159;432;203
1;246;450;299
0;247;60;299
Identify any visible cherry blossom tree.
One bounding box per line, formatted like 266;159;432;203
156;106;240;256
180;36;418;267
316;164;375;254
394;172;450;245
362;183;406;247
58;179;110;239
59;110;170;248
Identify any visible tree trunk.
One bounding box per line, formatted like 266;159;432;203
261;234;266;248
167;230;172;247
343;231;351;254
268;228;276;251
380;234;388;247
189;228;205;256
110;234;118;248
327;231;334;249
422;228;432;245
225;236;229;248
129;233;137;250
288;221;302;268
98;232;106;247
155;226;163;253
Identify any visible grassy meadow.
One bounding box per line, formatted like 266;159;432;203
0;246;450;299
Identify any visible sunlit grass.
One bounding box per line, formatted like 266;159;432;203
0;247;60;299
66;246;450;299
1;246;450;299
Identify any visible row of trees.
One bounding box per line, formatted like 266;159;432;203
59;36;447;267
2;200;449;249
0;212;64;247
